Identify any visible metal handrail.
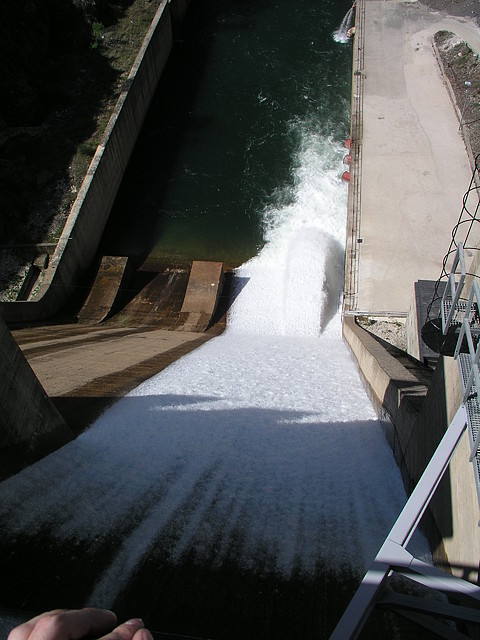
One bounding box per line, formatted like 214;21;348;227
442;242;466;333
343;0;365;312
332;245;480;639
455;280;480;401
454;280;480;462
329;406;478;640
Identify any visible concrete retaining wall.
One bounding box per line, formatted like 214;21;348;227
0;315;72;480
342;317;429;487
343;316;480;579
0;0;191;324
425;353;480;580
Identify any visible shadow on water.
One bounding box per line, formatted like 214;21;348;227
0;396;436;639
100;0;263;262
100;0;353;267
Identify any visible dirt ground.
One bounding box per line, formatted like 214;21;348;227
418;0;480;160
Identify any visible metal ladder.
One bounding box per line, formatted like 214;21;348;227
330;244;480;638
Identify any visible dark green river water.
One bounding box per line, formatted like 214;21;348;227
101;0;353;267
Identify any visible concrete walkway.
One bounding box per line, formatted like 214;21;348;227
352;0;480;315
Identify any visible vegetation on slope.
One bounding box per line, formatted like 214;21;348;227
0;0;159;298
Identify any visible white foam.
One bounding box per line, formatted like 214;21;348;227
228;127;346;337
333;6;355;44
0;123;431;611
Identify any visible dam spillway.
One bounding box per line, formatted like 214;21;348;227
0;1;432;638
100;0;353;267
0;166;429;637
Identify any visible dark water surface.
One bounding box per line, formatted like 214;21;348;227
101;0;352;266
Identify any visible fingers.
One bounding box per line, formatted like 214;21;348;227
8;609;118;640
131;628;152;640
99;619;152;640
8;610;66;640
7;610;153;640
131;629;152;640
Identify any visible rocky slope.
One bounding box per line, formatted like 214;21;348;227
0;0;158;298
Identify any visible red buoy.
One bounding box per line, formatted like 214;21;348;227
344;138;351;149
342;171;351;182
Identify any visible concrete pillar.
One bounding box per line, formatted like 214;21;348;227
0;315;72;479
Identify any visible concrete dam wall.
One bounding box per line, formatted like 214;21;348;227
0;0;193;471
341;0;480;581
0;0;192;325
0;314;72;480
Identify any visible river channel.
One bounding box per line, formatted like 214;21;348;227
0;2;433;639
101;0;352;267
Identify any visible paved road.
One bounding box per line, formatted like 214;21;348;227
354;0;480;315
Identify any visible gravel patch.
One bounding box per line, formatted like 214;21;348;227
356;316;407;351
419;0;480;25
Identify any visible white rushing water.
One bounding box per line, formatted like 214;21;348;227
0;123;428;610
333;6;355;44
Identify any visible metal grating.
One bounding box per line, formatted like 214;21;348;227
458;352;480;504
442;299;468;334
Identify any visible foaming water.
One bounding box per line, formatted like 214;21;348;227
0;127;429;620
333;6;355;44
228;126;345;336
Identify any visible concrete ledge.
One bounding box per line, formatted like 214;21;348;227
77;256;131;324
342;316;474;567
180;261;224;332
343;316;429;488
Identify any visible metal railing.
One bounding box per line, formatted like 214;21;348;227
331;244;480;638
329;406;480;640
343;0;365;312
441;242;466;333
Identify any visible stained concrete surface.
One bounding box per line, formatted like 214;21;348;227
0;315;72;480
13;325;215;436
9;264;231;438
356;0;480;314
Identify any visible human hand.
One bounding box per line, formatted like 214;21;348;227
8;608;153;640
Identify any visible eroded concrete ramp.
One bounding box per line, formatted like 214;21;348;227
78;256;130;324
180;261;224;332
110;268;189;328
